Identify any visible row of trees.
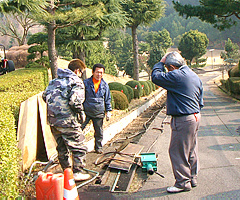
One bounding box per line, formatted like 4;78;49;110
0;0;239;81
0;0;166;81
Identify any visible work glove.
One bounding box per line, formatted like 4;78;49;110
106;111;111;121
78;111;86;124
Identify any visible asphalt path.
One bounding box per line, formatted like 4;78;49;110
79;67;240;199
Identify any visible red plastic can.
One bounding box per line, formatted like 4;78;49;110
35;172;64;200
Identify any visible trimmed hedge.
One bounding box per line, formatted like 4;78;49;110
227;77;240;94
139;81;150;96
146;80;153;93
124;84;134;102
108;82;131;103
126;80;143;99
111;90;129;110
0;68;48;197
228;63;240;77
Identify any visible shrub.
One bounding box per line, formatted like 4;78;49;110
139;81;150;96
148;80;156;91
126;80;142;99
0;68;48;197
124;84;134;102
25;62;44;68
228;77;240;94
146;80;153;93
0;101;21;197
109;82;130;102
228;64;240;77
111;90;129;110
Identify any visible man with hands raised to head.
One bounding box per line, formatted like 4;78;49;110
151;52;204;193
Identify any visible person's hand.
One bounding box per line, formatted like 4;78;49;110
106;111;111;121
160;53;170;63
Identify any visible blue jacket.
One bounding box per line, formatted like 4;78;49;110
83;76;112;118
151;62;204;116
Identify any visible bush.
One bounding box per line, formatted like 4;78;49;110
146;80;153;93
111;90;129;110
0;102;21;197
124;84;134;102
0;68;48;197
25;62;44;68
139;81;150;96
227;77;240;94
109;82;130;102
228;64;240;77
126;80;142;99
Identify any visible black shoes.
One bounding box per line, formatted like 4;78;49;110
191;179;197;187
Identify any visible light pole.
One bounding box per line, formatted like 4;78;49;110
209;49;214;68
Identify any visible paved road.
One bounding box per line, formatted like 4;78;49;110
79;67;240;199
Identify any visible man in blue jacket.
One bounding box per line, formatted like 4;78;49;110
151;52;203;193
82;63;112;154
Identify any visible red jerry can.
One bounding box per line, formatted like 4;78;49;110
35;172;64;200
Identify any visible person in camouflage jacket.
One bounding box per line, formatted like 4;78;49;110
42;59;90;181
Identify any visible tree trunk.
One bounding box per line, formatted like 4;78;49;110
73;49;87;80
47;22;58;79
131;25;139;81
79;51;85;64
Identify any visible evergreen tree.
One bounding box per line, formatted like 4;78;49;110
121;0;165;80
178;30;209;66
173;0;240;30
1;0;126;79
221;38;240;64
107;29;133;75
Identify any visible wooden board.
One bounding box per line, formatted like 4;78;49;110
115;157;140;192
17;94;38;171
108;143;143;172
38;93;57;159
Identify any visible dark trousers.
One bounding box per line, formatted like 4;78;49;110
50;126;88;173
82;115;104;151
169;113;201;189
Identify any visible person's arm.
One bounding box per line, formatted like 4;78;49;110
104;83;112;121
69;80;85;113
151;62;178;89
199;82;204;109
104;84;112;112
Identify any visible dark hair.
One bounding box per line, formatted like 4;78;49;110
68;59;86;72
93;63;105;72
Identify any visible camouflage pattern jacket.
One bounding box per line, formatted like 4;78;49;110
42;68;85;128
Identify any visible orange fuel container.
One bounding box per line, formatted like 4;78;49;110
35;172;64;200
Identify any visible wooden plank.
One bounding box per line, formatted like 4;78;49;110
38;93;57;159
108;143;143;172
115;157;140;192
17;94;38;171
